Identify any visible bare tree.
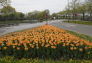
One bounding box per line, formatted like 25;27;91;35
0;0;10;7
87;0;92;2
71;0;80;20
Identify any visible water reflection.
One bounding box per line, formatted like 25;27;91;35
0;20;61;36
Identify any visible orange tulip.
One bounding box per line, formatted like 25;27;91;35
70;47;74;50
0;24;92;52
25;47;28;51
51;46;56;49
79;48;83;52
16;47;20;50
3;47;7;50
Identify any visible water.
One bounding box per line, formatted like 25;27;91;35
0;20;60;36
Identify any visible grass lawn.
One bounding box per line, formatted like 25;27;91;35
67;30;92;42
64;21;92;25
0;56;92;63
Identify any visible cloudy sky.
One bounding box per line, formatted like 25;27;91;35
11;0;68;14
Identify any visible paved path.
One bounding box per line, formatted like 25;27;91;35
0;20;92;37
50;20;92;37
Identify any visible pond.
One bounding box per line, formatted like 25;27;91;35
0;20;59;36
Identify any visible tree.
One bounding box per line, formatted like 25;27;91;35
14;12;25;20
1;5;16;14
87;0;92;3
27;10;50;21
56;0;92;21
44;10;50;20
77;4;87;20
70;0;80;20
0;5;16;20
38;10;50;20
0;5;25;20
0;0;10;7
51;13;58;19
27;10;40;20
86;0;92;17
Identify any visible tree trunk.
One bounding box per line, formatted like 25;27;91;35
82;13;85;20
90;13;92;21
90;13;92;17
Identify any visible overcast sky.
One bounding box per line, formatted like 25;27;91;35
11;0;68;14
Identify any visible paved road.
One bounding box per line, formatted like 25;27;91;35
50;20;92;37
0;20;92;37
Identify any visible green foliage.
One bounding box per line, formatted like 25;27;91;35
27;10;50;21
57;0;92;20
1;5;16;14
0;5;24;21
0;42;92;60
51;13;59;19
0;56;92;63
67;29;92;42
64;21;92;25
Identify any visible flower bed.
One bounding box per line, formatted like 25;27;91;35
0;25;92;59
